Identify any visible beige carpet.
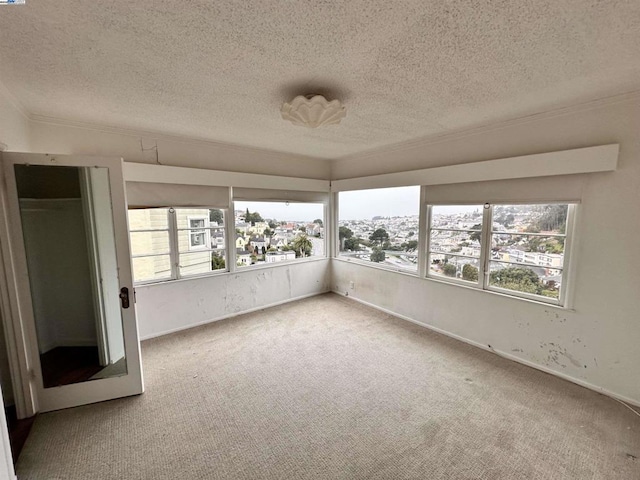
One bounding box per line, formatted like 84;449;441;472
16;293;640;479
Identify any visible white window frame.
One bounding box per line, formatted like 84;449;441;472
335;187;421;276
232;200;328;270
426;202;577;306
186;215;210;251
129;207;228;285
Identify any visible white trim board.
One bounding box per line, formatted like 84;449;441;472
331;144;619;191
0;385;16;480
332;290;640;409
123;162;330;192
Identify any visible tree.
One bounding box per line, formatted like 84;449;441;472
469;224;483;242
268;220;278;229
403;240;418;251
369;228;389;246
209;209;223;225
535;204;568;233
344;237;360;251
443;263;457;277
313;218;323;226
264;227;274;237
339;226;354;251
490;267;542;295
291;234;313;258
370;248;386;263
462;264;478;282
244;209;263;225
211;253;225;270
339;226;353;240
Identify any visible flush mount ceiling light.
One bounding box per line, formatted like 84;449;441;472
281;94;346;128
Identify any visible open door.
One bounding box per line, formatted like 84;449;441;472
0;153;143;414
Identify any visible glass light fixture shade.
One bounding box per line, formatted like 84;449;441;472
281;95;346;128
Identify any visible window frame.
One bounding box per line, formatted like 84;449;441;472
232;199;328;270
335;186;421;276
129;206;229;285
185;215;209;251
425;204;489;289
426;202;577;306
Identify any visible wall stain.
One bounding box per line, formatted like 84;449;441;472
540;342;583;369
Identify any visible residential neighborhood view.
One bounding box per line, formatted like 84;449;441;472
337;186;569;300
429;203;568;299
338;186;421;272
128;191;569;301
128;202;325;283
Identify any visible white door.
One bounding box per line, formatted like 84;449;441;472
0;153;143;414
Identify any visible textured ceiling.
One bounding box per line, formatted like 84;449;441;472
1;1;640;160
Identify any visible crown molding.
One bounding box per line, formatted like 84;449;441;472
5;81;639;167
334;89;640;164
27;113;331;163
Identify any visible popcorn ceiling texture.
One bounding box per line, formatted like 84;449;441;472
0;1;639;160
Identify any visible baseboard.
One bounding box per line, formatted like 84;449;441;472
333;290;640;409
140;290;330;341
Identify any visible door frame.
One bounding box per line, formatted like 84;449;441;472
0;153;144;417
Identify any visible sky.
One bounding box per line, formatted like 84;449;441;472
236;188;482;222
235;201;324;222
339;186;420;220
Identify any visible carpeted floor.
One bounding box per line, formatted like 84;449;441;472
16;293;640;479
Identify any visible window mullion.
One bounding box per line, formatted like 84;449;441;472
168;207;180;280
479;204;492;289
225;199;236;274
559;204;577;307
417;187;428;278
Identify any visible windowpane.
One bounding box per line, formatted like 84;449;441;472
132;255;172;283
234;201;324;268
431;205;484;229
491;233;565;267
189;218;205;229
492;204;568;235
429;230;481;257
175;208;224;229
129;231;170;256
338;186;420;273
429;254;481;283
427;203;572;305
128;208;169;230
179;250;226;277
488;261;561;299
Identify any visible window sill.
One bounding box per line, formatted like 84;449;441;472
424;275;574;311
333;256;419;278
134;256;329;289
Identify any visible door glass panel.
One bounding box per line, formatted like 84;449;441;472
14;165;128;388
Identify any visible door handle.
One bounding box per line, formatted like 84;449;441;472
119;287;130;309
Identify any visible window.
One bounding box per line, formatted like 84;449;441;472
233;201;325;268
427;203;575;305
428;205;485;283
338;186;420;273
128;207;227;284
187;216;208;250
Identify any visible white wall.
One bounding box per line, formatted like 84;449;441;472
135;259;330;339
331;99;640;405
29;119;331;180
20;199;98;353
